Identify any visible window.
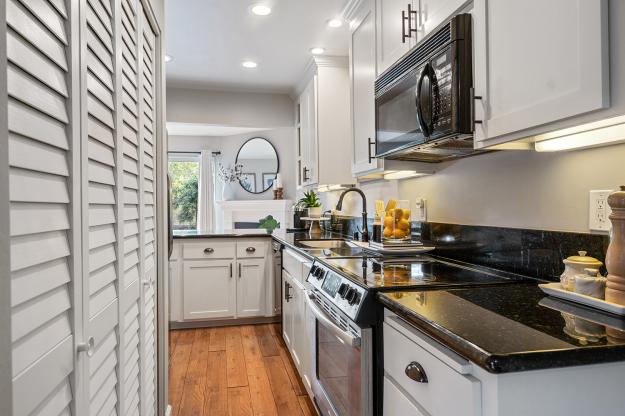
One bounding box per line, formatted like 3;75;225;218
168;153;200;230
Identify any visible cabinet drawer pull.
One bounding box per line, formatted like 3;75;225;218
303;167;310;182
229;263;233;278
246;247;256;253
284;281;292;302
405;361;428;383
238;263;242;278
204;247;215;254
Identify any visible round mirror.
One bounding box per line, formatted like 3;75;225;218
235;137;279;194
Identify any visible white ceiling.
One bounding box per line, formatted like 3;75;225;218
165;0;351;93
166;122;268;137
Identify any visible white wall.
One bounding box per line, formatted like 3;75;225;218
166;87;294;128
169;127;296;201
319;144;625;234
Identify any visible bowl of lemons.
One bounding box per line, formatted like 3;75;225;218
382;199;411;241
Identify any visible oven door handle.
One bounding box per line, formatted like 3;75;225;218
305;292;361;347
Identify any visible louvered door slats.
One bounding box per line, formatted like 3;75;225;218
7;2;74;414
6;0;160;413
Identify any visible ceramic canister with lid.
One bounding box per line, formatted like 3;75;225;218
560;251;603;291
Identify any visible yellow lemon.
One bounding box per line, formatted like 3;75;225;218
393;229;407;239
383;227;393;238
398;219;410;231
403;209;411;220
394;208;404;220
384;215;395;228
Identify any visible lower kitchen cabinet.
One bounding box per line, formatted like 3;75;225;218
282;270;296;349
170;238;274;323
383;309;625;416
183;260;235;320
237;258;266;317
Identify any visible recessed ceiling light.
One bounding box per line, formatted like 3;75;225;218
310;47;325;55
251;4;271;16
242;60;258;68
327;18;343;28
165;54;173;63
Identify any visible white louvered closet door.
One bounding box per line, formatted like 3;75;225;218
81;0;122;414
139;8;158;415
5;0;161;414
6;0;78;414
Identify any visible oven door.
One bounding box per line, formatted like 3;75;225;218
305;291;372;416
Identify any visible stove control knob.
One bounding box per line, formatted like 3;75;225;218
338;283;349;298
348;291;361;306
318;270;326;280
345;287;356;302
310;265;319;276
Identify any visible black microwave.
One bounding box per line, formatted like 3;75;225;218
374;14;481;162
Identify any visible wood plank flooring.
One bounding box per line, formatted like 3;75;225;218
169;324;317;416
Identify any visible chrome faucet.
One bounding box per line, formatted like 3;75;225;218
336;187;368;242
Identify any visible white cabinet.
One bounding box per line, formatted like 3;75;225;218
296;57;353;187
473;0;611;148
282;270;296;348
172;238;273;323
237;258;266;317
383;309;625;416
350;0;380;176
183;260;235;319
376;0;417;75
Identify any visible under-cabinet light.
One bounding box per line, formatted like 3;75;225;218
383;171;430;180
534;115;625;152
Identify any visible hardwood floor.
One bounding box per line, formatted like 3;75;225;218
169;324;317;416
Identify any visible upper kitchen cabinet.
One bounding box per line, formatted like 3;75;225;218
350;0;380;175
376;0;416;75
375;0;467;76
296;57;354;187
472;0;623;149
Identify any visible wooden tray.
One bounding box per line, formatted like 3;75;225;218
539;282;625;316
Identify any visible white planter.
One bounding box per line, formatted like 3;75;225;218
307;207;322;218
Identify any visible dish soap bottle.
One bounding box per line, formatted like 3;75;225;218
606;186;625;305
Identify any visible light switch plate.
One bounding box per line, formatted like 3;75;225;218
589;190;613;232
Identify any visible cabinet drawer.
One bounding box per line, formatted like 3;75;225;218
383;376;426;416
383;320;481;416
183;241;235;259
283;249;307;283
236;241;267;258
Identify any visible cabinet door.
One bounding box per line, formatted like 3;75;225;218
300;76;318;185
384;377;426;416
290;280;305;369
236;258;266;317
351;0;382;176
473;0;609;145
183;260;235;319
376;0;416;75
417;0;466;42
282;271;295;348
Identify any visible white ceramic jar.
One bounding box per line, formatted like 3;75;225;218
560;251;603;291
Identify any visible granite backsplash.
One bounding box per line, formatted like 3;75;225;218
323;216;610;281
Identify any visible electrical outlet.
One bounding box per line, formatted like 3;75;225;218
414;198;427;222
589;190;613;232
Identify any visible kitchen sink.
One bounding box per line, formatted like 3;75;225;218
298;239;354;249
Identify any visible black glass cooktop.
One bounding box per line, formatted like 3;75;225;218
298;247;378;259
322;255;534;291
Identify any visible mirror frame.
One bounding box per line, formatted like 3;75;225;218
235;137;280;194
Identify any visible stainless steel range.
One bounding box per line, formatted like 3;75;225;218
305;255;533;416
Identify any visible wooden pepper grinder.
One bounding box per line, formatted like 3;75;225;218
605;186;625;305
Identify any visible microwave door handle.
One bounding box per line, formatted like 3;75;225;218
415;64;431;137
305;291;361;347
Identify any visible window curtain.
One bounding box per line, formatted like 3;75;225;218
197;150;216;231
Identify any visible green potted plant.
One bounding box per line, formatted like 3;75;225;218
298;190;322;218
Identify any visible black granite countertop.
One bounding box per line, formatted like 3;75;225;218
173;228;272;238
379;284;625;373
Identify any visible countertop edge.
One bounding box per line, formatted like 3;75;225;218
378;293;625;374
